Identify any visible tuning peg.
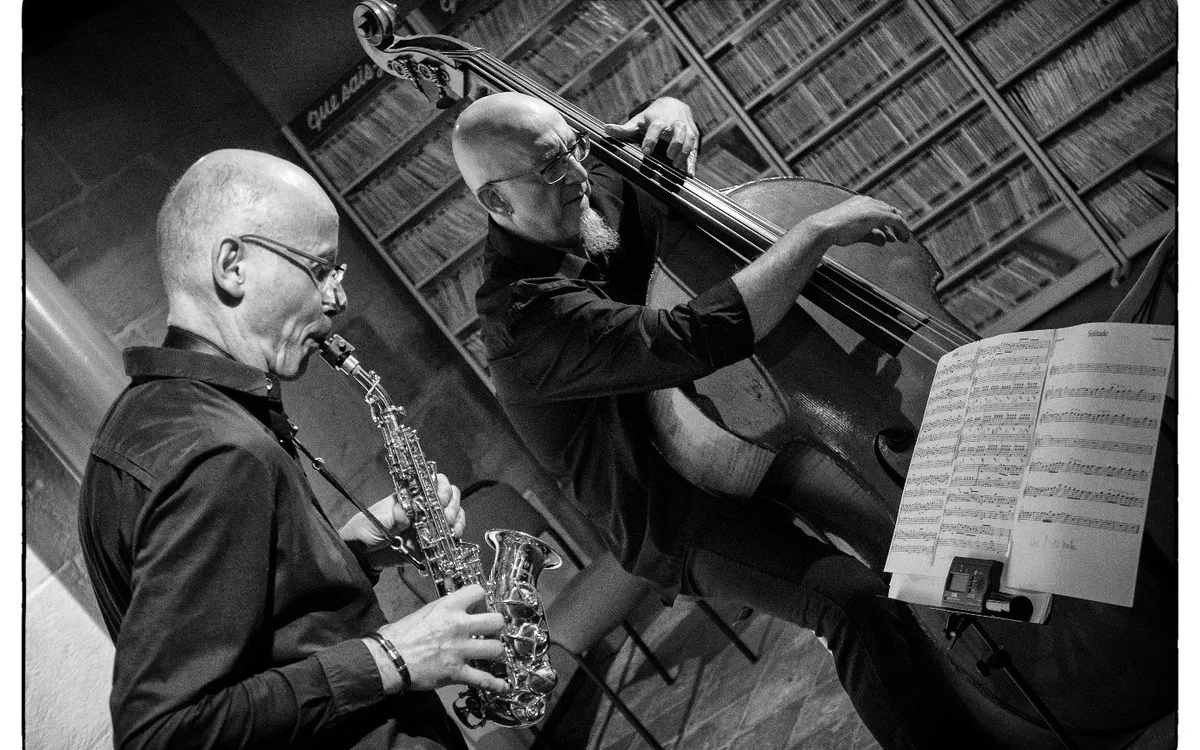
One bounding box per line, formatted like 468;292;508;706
353;0;399;50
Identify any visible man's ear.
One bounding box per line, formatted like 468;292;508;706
475;185;511;217
213;238;247;300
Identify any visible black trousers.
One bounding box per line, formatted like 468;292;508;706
680;502;981;750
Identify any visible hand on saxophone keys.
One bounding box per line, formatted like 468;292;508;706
339;473;466;570
373;585;510;695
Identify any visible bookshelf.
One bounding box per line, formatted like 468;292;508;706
657;0;1175;334
283;0;1176;393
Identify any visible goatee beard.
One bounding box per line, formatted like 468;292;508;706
579;205;621;260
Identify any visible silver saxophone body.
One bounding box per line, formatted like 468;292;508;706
319;334;562;728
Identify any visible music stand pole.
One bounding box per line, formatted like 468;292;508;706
946;614;1080;750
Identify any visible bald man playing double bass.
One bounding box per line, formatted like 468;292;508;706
452;93;984;749
78;149;509;750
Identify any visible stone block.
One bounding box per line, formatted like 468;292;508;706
24;424;82;577
23;135;83;224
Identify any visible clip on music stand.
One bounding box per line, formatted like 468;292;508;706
938;557;1078;750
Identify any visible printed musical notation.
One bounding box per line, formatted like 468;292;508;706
966;382;1044;398
1027;459;1149;482
922;416;964;431
1038;409;1157;430
944;506;1014;521
1034;436;1153;455
963;412;1035;430
946;493;1016;509
1043;384;1161;403
1022;483;1144;508
1017;510;1140;535
886;322;1174;608
949;469;1022;490
1048;362;1167;378
977;339;1051;358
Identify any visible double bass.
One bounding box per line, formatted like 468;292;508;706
351;5;1175;747
352;0;978;569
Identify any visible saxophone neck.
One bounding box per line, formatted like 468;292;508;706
320;335;405;418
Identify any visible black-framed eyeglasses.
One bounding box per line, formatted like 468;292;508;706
483;132;590;189
239;234;346;290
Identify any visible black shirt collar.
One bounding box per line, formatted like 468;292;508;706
487;216;595;280
124;345;282;404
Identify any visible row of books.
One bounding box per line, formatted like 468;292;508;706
1045;64;1175;189
569;28;685;123
919;160;1059;273
386;190;487;282
924;0;1002;30
709;0;884;103
511;0;646;90
1003;0;1176;136
450;0;564;55
347;129;457;235
427;253;488;333
668;0;771;51
940;246;1074;332
868;109;1017;224
662;70;731;134
460;328;490;373
786;55;976;185
696;136;764;188
1086;165;1176;242
962;0;1110;83
312;80;434;190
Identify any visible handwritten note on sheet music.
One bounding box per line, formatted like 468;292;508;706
884;322;1174;607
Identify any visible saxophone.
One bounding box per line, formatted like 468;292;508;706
319;334;562;728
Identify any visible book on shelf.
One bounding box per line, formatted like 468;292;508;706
1001;0;1175;136
669;0;771;51
511;0;645;89
867;107;1017;223
569;26;685;122
1085;165;1176;242
348;125;459;235
449;0;563;54
940;244;1076;334
924;0;1001;30
461;329;490;373
886;321;1175;618
784;53;975;178
917;160;1059;274
662;70;730;134
695;140;760;188
709;0;881;103
427;254;487;331
962;0;1111;83
1044;63;1175;189
387;189;488;282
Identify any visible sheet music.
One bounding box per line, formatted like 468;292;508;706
885;323;1173;607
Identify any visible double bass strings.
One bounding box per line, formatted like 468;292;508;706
464;48;975;366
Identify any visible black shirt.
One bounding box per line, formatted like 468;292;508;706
78;344;463;749
475;164;755;599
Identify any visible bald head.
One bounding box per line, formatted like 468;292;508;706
451;93;568;192
156;149;333;305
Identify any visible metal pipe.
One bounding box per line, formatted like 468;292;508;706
24;247;127;481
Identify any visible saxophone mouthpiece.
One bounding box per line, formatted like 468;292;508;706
318;334;355;370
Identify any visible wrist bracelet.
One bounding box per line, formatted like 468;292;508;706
367;632;411;695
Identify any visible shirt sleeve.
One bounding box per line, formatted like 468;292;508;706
499;274;754;402
110;444;384;749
